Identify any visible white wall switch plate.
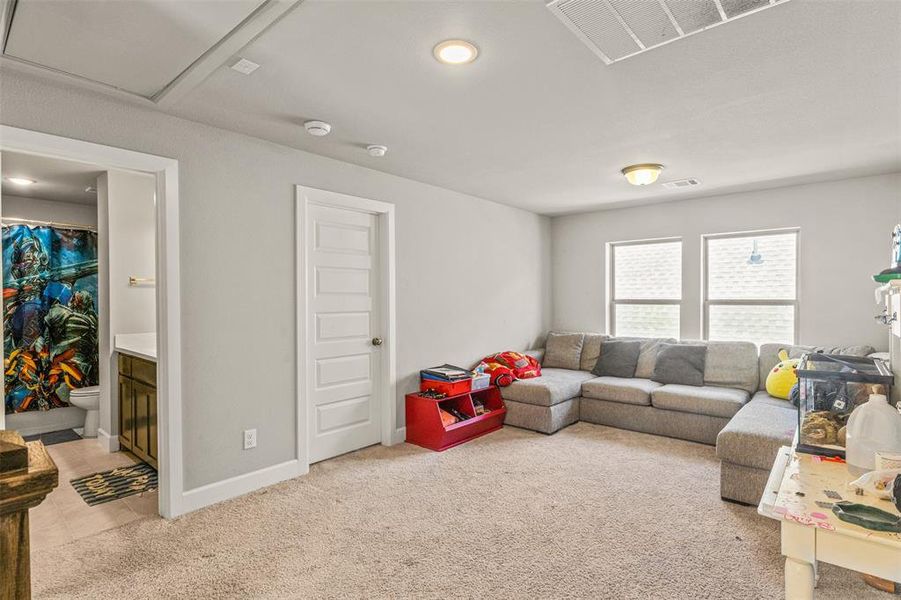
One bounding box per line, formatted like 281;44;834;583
243;428;257;450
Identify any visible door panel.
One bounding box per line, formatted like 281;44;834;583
308;203;381;463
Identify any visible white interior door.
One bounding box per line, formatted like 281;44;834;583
307;203;382;463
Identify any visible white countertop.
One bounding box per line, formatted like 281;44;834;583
114;332;157;362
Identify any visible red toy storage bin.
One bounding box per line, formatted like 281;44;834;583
405;387;506;452
419;377;472;396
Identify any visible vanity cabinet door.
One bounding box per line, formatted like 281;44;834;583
132;381;158;469
118;376;134;451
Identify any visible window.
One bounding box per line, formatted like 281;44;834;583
609;239;681;338
704;229;798;347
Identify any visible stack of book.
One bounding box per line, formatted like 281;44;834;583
420;364;473;396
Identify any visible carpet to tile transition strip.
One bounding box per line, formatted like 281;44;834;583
70;463;157;506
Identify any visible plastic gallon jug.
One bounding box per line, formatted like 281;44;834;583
846;394;901;472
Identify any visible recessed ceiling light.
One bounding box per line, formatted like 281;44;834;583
366;145;388;158
304;120;332;137
5;176;36;186
433;40;479;65
621;164;664;186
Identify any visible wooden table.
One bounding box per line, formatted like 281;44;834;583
759;446;901;600
0;430;59;600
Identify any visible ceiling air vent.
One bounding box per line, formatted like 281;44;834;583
547;0;790;64
662;178;701;190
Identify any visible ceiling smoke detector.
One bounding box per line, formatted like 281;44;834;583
304;120;332;137
367;145;388;158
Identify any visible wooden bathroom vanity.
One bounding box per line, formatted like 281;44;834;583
116;336;158;469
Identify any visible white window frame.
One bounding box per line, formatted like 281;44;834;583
702;227;800;344
607;237;682;337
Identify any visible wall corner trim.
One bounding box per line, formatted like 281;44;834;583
97;428;120;453
390;427;406;446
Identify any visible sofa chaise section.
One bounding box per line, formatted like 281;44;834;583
716;391;796;504
716;342;875;505
501;368;594;434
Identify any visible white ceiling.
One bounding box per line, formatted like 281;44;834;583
1;151;101;205
4;0;264;97
3;0;900;215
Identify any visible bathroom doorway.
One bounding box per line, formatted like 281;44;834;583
0;126;183;537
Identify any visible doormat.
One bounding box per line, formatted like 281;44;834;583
70;463;157;506
24;429;82;446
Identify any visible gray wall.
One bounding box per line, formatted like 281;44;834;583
552;173;901;350
2;194;97;226
0;70;552;490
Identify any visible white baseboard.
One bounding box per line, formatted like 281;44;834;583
178;459;304;515
97;428;120;452
390;427;406;445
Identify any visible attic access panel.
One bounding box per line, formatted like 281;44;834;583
3;0;263;98
547;0;790;64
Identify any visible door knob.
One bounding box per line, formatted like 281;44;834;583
372;337;383;346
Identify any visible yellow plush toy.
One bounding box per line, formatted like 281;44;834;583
766;349;800;400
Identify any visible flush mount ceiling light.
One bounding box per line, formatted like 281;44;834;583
5;176;36;186
367;145;388;158
304;120;331;137
433;40;479;65
621;164;664;186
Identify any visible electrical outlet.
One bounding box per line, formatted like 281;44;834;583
243;429;257;450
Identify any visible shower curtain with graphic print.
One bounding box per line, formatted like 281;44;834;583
2;224;99;413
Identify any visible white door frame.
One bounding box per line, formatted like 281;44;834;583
295;185;398;470
0;125;184;518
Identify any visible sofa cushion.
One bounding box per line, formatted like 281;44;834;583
716;391;797;470
580;333;608;371
543;332;585;370
500;368;594;407
651;384;749;419
581;376;661;406
632;338;678;379
653;343;707;386
592;340;641;378
703;341;759;395
758;343;876;391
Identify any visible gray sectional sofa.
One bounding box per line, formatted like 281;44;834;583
500;333;877;505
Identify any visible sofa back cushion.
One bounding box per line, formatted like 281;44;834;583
543;332;585;370
617;337;677;379
580;333;608;371
592;339;642;378
757;343;877;391
703;341;759;395
652;343;708;386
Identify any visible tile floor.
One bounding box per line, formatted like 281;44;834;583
29;438;159;552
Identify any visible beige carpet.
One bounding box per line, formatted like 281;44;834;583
32;423;886;599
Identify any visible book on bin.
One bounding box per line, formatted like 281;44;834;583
420;364;473;381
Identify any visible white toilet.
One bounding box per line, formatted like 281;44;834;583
68;385;100;438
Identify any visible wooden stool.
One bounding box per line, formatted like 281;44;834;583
0;430;59;600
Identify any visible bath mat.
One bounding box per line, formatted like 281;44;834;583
24;429;82;446
71;463;157;506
